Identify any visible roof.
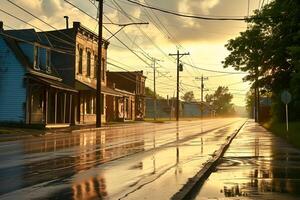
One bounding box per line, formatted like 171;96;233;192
27;74;77;93
107;71;147;79
42;21;109;50
103;86;122;96
4;29;39;43
4;29;52;46
3;36;31;70
75;80;122;96
115;88;135;96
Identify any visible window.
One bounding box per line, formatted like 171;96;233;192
101;94;104;114
46;49;51;73
86;51;91;77
86;95;92;114
92;96;96;114
141;81;145;95
34;46;40;70
78;47;83;74
137;81;140;94
94;55;98;79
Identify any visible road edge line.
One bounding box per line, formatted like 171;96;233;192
171;120;247;200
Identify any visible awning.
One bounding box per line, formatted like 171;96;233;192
27;74;78;93
75;80;122;96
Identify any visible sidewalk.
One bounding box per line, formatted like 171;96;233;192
196;120;300;199
0;121;148;142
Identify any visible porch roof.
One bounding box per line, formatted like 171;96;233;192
27;74;78;93
75;80;122;96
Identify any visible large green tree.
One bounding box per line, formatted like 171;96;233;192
205;86;234;115
223;0;300;121
181;91;195;102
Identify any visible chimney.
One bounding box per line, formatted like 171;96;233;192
73;21;80;29
0;21;3;31
64;16;69;29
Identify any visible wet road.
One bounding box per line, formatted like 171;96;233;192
0;118;246;200
196;120;300;200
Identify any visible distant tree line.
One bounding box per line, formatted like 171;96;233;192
181;87;235;115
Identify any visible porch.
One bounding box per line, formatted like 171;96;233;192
26;75;77;128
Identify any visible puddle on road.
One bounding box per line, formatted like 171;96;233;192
196;125;300;200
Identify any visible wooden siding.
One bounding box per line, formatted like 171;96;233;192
0;37;26;122
19;43;34;65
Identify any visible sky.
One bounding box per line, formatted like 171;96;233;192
0;0;265;106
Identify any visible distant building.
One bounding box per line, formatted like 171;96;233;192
107;71;146;121
145;98;211;119
0;22;77;127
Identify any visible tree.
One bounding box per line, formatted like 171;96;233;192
245;90;255;118
205;86;234;115
223;0;300;121
181;91;195;102
145;87;165;99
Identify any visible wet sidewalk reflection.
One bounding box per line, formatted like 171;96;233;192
196;120;300;200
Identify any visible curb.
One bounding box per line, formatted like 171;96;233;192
171;120;247;200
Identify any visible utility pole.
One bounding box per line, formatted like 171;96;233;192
196;75;208;119
254;65;260;122
169;50;189;121
96;0;103;128
152;58;160;121
95;0;148;127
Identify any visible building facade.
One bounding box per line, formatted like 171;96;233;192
0;24;77;127
45;22;120;124
107;71;146;121
0;21;147;126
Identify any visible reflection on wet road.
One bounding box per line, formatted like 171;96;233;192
0;118;246;200
196;120;300;200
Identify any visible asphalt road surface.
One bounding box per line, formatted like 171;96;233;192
0;118;246;200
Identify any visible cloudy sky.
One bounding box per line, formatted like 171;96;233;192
0;0;264;106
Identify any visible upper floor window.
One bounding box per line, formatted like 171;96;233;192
78;47;83;74
46;49;51;73
86;51;91;77
142;81;145;94
34;46;40;70
136;79;140;94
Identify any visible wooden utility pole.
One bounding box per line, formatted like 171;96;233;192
152;58;161;121
96;0;103;128
169;50;189;121
255;65;259;122
196;75;208;119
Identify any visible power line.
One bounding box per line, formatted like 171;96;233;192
125;0;248;21
183;61;248;74
111;0;176;64
0;7;75;48
63;0;152;67
6;0;75;43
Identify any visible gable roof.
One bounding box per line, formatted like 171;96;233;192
4;29;39;43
